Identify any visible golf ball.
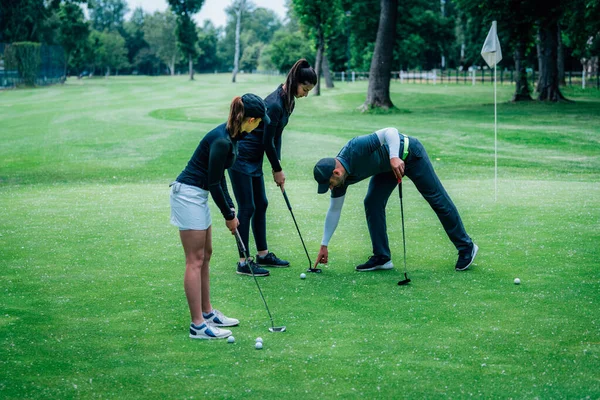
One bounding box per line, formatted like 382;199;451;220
255;337;263;343
255;341;263;350
227;336;235;343
514;278;521;285
300;273;306;279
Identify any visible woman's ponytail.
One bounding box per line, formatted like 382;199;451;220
226;96;245;138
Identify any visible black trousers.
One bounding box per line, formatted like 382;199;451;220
365;137;472;258
228;170;269;258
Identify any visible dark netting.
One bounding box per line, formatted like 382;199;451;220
1;43;65;88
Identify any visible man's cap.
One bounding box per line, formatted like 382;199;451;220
313;157;336;194
241;93;271;125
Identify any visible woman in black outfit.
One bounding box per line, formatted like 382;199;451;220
228;59;317;277
170;94;269;339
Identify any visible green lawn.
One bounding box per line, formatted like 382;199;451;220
1;75;599;398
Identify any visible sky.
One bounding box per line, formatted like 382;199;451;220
126;0;288;27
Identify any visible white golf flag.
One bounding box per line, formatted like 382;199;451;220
481;21;502;68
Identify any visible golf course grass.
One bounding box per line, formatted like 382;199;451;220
1;74;599;398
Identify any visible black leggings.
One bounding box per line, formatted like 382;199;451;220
228;170;269;258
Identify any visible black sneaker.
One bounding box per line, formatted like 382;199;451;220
455;243;479;271
236;260;270;277
255;252;290;268
355;255;394;272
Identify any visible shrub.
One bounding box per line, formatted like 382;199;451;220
6;42;42;86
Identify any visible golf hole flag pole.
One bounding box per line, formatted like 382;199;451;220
481;21;502;201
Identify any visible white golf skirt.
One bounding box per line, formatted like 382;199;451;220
170;181;212;230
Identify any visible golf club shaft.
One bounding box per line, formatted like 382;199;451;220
234;230;276;329
282;190;313;269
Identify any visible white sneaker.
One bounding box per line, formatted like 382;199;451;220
189;322;232;339
203;309;240;327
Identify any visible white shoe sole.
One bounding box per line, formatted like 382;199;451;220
189;334;231;339
355;260;394;272
456;243;479;271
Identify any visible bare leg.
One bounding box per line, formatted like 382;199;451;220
179;228;208;326
201;226;213;314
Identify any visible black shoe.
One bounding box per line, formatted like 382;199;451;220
255;252;290;268
236;260;270;277
455;243;479;271
355;255;394;272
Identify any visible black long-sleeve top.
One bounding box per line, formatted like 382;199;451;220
176;123;238;220
230;85;292;176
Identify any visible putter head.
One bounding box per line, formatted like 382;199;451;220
269;326;286;332
397;273;411;286
307;267;322;273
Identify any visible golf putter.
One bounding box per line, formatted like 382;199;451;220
234;230;286;332
397;179;411;286
282;189;321;273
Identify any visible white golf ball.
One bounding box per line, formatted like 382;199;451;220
227;336;235;343
514;278;521;285
255;337;263;343
300;273;306;279
255;341;263;350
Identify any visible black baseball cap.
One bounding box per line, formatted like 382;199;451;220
313;157;336;194
241;93;271;125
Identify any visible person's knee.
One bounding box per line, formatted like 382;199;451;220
186;257;205;271
204;246;213;260
255;197;268;214
238;203;256;219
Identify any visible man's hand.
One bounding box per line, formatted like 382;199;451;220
315;245;328;268
273;170;285;191
390;157;405;181
225;217;239;234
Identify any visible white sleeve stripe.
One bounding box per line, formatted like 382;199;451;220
375;127;400;159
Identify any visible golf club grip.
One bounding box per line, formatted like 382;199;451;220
398;180;403;199
282;190;292;210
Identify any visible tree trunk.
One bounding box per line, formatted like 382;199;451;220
537;24;566;101
361;0;398;111
322;52;334;89
189;55;194;80
313;27;324;96
557;23;565;86
512;43;532;101
170;55;175;76
232;1;244;83
63;53;70;78
536;31;543;91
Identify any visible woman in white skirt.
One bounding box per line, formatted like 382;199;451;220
170;93;270;339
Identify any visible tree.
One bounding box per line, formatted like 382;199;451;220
0;0;53;42
361;0;398;110
122;7;150;74
57;2;90;77
167;0;204;80
196;21;221;72
535;0;567;101
88;0;129;32
264;29;315;72
232;0;247;82
143;11;179;75
455;0;535;101
293;0;342;95
219;4;281;73
92;29;129;76
563;0;600;83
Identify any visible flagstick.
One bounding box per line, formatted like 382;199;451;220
494;52;497;202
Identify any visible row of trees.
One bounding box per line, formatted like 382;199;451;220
1;0;598;104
